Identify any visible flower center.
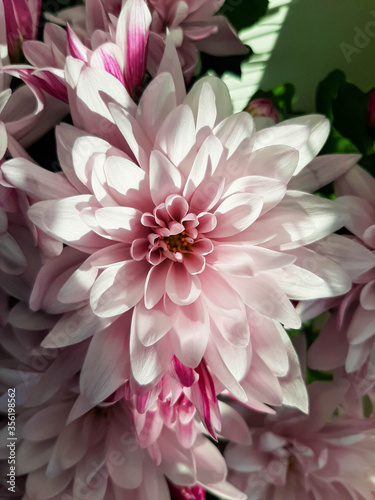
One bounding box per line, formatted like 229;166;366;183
134;195;215;272
160;231;193;254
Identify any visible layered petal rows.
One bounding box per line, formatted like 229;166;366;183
1;2;375;500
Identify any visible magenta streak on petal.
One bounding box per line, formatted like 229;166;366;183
30;0;42;39
172;356;196;387
135;392;150;413
32;72;68;103
3;0;34;58
123;0;150;94
66;25;88;63
12;69;68;103
195;362;218;440
98;49;126;85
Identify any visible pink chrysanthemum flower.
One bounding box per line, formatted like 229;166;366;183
10;379;246;500
13;0;246;102
147;0;248;80
7;0;151;102
0;121;64;299
305;165;375;397
2;46;352;415
225;381;375;500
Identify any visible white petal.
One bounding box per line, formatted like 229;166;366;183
80;318;130;404
149;150;182;206
210;193;263;238
90;260;148;317
155;104;196;167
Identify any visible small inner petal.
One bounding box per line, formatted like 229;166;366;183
165;194;189;221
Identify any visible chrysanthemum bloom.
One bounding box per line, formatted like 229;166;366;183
0;0;41;63
0;8;68;147
11;380;247;500
0;123;39;298
15;0;246;101
147;0;248;80
0;74;68;149
2;46;353;414
225;381;375;499
305;166;375;397
7;0;151;103
0;118;64;300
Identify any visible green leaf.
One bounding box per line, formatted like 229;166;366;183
306;368;333;385
332;82;374;155
320;126;359;156
363;395;373;418
316;70;346;119
316;71;363;156
220;0;269;32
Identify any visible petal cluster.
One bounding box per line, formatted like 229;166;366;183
1;3;375;500
226;381;375;499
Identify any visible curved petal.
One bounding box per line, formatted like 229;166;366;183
227;274;301;329
210;193;263;238
133;299;176;346
166;262;201;305
171;299;210;367
90;260;148;317
28;195;106;253
149;150;183;206
80;316;130;404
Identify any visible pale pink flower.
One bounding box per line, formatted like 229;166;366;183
0;2;70;135
305;165;375;397
0;0;41;62
0;77;68;149
2;47;353;417
9;0;151;102
147;0;248;80
0;123;40;299
225;380;375;500
16;0;246;101
0;299;59;408
0;121;63;292
66;0;152;97
12;381;246;500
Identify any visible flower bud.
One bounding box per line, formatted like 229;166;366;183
244;97;279;123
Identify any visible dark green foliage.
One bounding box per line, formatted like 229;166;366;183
199;46;253;78
332;81;373;155
219;0;269;32
316;71;375;178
